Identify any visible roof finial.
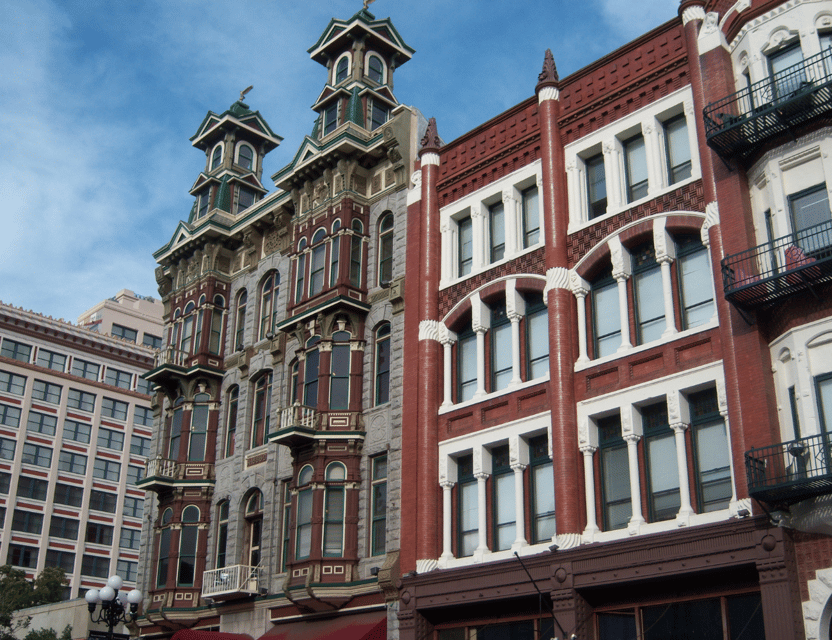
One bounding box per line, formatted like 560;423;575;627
537;49;559;89
239;85;253;102
363;0;375;9
420;117;442;153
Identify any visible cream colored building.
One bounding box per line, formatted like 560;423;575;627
77;290;164;350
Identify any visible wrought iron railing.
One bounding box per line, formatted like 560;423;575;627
721;219;832;309
277;403;317;430
143;457;178;481
201;564;262;598
704;48;832;160
746;433;832;505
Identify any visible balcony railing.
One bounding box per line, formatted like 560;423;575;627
721;219;832;309
143;457;178;481
746;433;832;505
201;564;262;599
277;404;317;430
704;48;832;160
154;347;189;368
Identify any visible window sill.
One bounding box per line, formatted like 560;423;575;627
437;539;555;570
574;318;718;373
584;507;733;544
568;175;700;235
438;376;549;415
439;243;544;291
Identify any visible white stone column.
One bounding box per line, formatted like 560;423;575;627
503;188;519;258
440;220;451;285
642;120;662;196
506;279;525;387
610;236;632;351
511;463;528;549
440;481;455;561
671;422;695;524
654;217;678;338
570;271;590;364
475;472;490;556
471;207;486;272
581;446;599;539
603;139;621;210
441;337;455;408
624;434;645;533
471;295;489;399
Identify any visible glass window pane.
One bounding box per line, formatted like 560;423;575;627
594;282;621;357
635;267;664;344
490;202;505;263
819;376;832;432
460;481;478;557
625;135;648;202
679;248;714;328
459;334;477;402
494;473;515;551
528;309;549;379
665;116;692;184
533;463;556;542
491;323;512;392
586;154;607;218
602;446;631;530
648;433;680;521
459;216;473;276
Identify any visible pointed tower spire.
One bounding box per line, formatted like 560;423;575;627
419;117;442;155
537;49;559;93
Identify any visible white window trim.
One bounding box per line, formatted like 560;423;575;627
436;411;551;569
210;142;224;171
565;87;700;233
333;52;351;84
440;161;543;288
234;142;257;172
364;50;386;84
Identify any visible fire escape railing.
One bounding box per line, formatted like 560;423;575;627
746;433;832;505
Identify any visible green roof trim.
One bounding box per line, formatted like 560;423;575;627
346;86;364;127
311;116;320;139
229;100;254;117
215;175;231;212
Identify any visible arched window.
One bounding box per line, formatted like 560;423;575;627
251;373;272;449
490;302;511;392
211;144;223;170
296;466;314;559
367;55;383;83
235;290;247;350
194;295;206;354
323;463;346;557
591;267;620;359
168;397;185;460
178;506;200;586
237;144;254;171
378;212;394;286
335;55;349;83
303;337;321;408
632;244;663;345
245;491;263;566
180;302;196;354
289;361;299;405
216;501;229;568
209;295;225;355
295;238;308;303
169;308;182;349
156;508;173;587
225;386;238;457
259;272;279;340
310;229;327;296
350;220;363;287
330;331;351;410
330;220;342;286
375;323;391;405
189;393;210;462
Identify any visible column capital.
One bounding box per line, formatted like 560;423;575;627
670;422;689;434
439;481;455;490
623;433;641;444
543;266;571;299
579;444;598;455
474;472;490;481
680;3;706;26
510;463;528;472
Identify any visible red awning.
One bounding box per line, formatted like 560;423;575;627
172;631;253;640
258;611;386;640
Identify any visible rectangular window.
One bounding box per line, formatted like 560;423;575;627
371;456;387;556
281;484;291;571
0;436;15;460
71;358;99;381
237;187;255;213
86;522;114;545
664;115;692;185
196;188;211;219
789;184;831;253
0;404;21;428
12;509;43;534
633;245;664;344
209;310;223;355
27;411;57;436
586;153;607;219
457;455;478;557
329;235;341;287
46;550;76;574
16;476;48;500
457;331;477;403
522;185;540;247
143;333;162;349
592;275;621;358
296;488;313;559
458;216;473;277
677;238;714;329
36;349;66;372
491;445;515;551
530;435;555;543
81;554;110;578
105;367;132;390
58;451;87;475
101;397;128;421
349;235;362;288
643;402;680;522
624;134;648;202
526;301;549;380
489;201;505;263
123;496;144;518
690;388;732;512
490;306;512;392
120;527;141;550
130;434;151;457
8;545;38;569
323;102;338;136
599;415;631;531
117;559;138;582
133;406;153;427
126;464;143;485
769;42;806;99
54;483;84;508
370;102;389;131
1;339;32;363
329;343;350;410
0;472;9;494
68;388;96;412
157;528;171;587
112;324;138;342
50;516;80;540
89;490;117;513
136;377;153;395
22;443;52;467
93;458;121;481
98;428;124;451
63;419;91;443
323;487;345;557
32;380;61;404
0;370;26;395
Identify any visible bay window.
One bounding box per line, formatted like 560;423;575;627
156;508;173;588
330;220;341;286
168;397;185;460
209;295;225;354
350;219;363;287
296;466;314;559
303;337;320;407
323;463;346;557
180;302;195;354
295;239;307;303
309;229;327;296
329;331;351;410
178;506;199;586
188;393;209;461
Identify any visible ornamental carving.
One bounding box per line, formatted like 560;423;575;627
420;117;442;151
155;267;172;297
385;168;395;187
410;171;421;190
353;175;367;196
701;12;719;36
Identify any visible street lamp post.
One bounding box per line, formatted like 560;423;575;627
84;575;143;640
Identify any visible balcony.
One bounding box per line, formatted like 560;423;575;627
746;433;832;506
136;456;214;491
704;48;832;161
144;346;224;386
268;404;318;447
721;219;832;310
201;564;262;600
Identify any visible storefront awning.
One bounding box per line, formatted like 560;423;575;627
171;631;253;640
258;611;386;640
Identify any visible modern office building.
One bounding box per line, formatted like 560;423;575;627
77;289;165;350
0;301;155;601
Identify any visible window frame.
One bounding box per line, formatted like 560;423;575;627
374;323;391;406
251;374;272;449
377;212;394;286
370;456;387;556
598;414;631;531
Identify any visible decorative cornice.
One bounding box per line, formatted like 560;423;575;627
701;201;719;246
537;86;559;103
421;152;439;167
418;319;454;344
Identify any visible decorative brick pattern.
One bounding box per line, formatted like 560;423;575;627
794;532;832;601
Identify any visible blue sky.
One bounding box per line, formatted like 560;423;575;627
0;0;681;323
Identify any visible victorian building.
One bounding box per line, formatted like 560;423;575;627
136;7;421;640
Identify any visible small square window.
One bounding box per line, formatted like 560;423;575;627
1;339;32;363
0;371;26;395
72;359;100;381
36;349;66;372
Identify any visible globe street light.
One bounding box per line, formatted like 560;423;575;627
85;575;142;640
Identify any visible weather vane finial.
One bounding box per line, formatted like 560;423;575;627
363;0;375;9
239;85;253;102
